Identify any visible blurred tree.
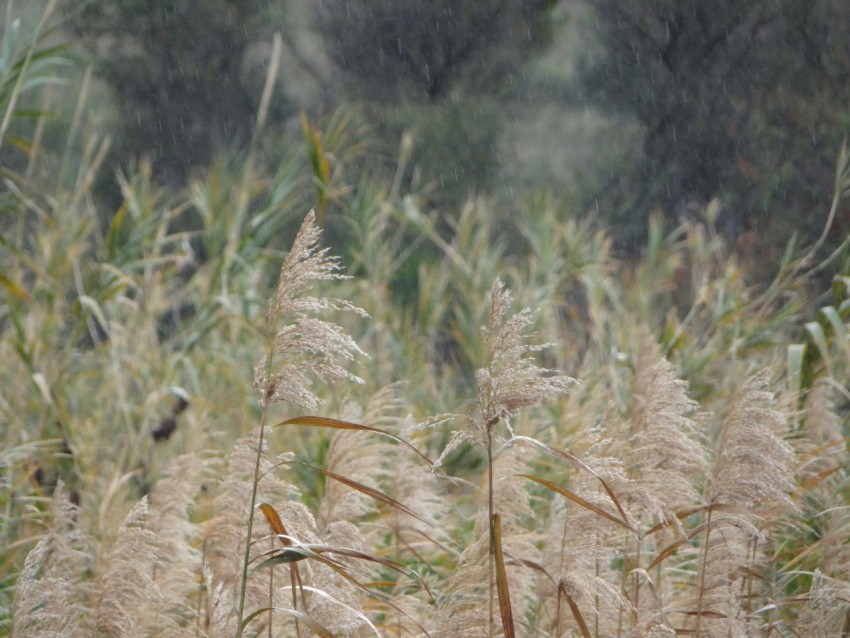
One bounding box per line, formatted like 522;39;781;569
316;0;557;103
578;0;850;253
314;0;559;202
68;0;289;183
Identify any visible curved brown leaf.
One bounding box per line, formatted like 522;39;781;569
645;505;708;536
274;542;434;636
305;463;436;530
646;521;707;570
274;415;433;466
510;435;631;526
259;503;290;545
517;473;635;532
242;607;335;637
559;583;592;638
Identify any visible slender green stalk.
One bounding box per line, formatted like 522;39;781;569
744;536;758;616
235;340;276;638
235;410;270;637
197;539;209;638
252;32;282;147
57;65;92;191
487;425;495;638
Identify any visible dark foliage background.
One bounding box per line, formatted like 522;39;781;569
577;0;850;250
53;0;850;265
68;0;291;184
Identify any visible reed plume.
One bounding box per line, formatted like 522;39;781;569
94;499;161;637
253;209;367;411
613;334;708;631
694;370;795;636
625;334;706;525
11;483;83;638
438;278;574;636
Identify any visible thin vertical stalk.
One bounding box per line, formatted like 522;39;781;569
24;84;52;180
235;340;276;638
235;409;270;637
616;528;628;638
633;535;642;627
252;32;282;148
267;536;275;638
395;522;402;637
555;517;570;634
487;425;495;638
57;65;91;191
695;506;714;638
595;547;601;638
743;536;758;617
197;538;208;638
291;566;301;638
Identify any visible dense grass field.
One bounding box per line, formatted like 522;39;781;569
4;6;850;638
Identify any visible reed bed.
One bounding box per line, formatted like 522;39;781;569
3;9;850;636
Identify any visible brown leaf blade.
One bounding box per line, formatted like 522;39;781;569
492;514;516;638
646;521;708;570
257;541;434;636
275;415;433;466
0;273;32;302
258;502;304;624
511;435;631;526
259;503;289;544
645;505;707;536
517;474;634;531
800;464;842;491
559;583;592;638
304;463;435;530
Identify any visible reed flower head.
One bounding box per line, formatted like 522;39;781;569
625;336;707;524
441;279;574;462
253;209;368;409
708;370;795;515
477;279;574;427
12;480;89;638
695;370;796;636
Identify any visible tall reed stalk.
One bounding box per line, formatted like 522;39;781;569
234;210;366;635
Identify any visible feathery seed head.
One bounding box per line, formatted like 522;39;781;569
438;279;574;464
269;209;344;323
624;342;708;523
253;210;368;409
708;370;795;515
477;279;574;432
